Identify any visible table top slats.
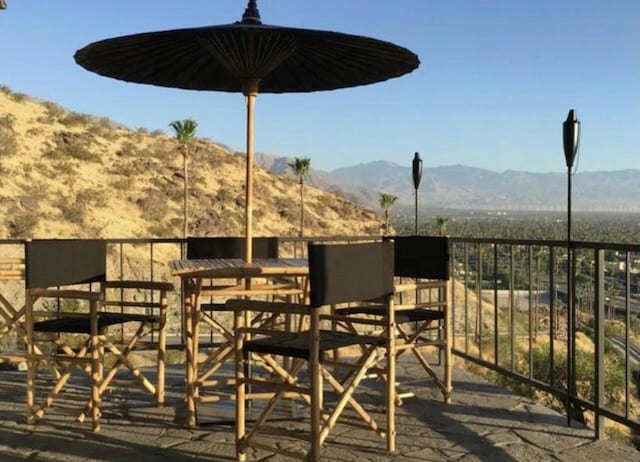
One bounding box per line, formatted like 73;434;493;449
169;258;308;278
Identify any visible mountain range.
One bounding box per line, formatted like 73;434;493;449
258;156;640;213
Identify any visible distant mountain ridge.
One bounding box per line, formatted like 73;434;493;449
259;156;640;213
255;153;380;210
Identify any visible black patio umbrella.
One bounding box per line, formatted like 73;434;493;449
74;0;419;261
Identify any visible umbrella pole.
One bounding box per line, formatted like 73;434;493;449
244;89;257;263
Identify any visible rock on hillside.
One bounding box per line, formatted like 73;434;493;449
0;86;383;239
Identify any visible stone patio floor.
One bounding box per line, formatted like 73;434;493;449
0;359;638;461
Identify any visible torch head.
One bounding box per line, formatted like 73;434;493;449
563;109;580;168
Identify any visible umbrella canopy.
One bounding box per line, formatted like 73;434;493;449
75;1;420;261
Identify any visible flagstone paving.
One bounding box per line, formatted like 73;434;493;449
0;360;638;461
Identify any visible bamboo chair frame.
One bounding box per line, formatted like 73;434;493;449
0;258;25;348
0;258;53;367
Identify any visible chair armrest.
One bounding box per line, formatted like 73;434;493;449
28;288;102;301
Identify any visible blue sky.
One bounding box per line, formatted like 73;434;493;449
1;0;638;173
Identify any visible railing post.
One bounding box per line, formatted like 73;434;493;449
476;244;483;356
594;248;605;439
509;245;515;372
528;246;534;380
493;243;499;365
450;242;457;351
463;243;469;354
549;246;555;388
567;242;578;427
624;251;631;420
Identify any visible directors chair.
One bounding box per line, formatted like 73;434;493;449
336;235;452;404
25;239;173;431
229;241;396;461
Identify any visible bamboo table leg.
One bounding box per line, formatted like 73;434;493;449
184;279;197;428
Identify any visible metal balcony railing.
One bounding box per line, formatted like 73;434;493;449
449;236;640;438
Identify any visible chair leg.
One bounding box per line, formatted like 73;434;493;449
90;299;101;432
185;281;198;428
386;297;396;453
25;294;35;425
443;280;452;403
77;325;154;423
309;310;321;461
321;348;383;439
234;304;247;462
156;290;168;406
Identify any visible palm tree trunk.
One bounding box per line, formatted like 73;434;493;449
384;210;389;235
183;151;188;238
299;179;304;237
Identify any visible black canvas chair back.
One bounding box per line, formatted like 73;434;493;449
25;239;106;289
186;237;278;260
308;241;394;307
387;236;449;280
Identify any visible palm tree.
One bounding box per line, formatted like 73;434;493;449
169;119;198;238
379;193;398;236
287;157;311;237
436;216;449;236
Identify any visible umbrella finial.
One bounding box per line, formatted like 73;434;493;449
241;0;261;25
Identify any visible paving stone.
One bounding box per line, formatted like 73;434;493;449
483;430;524;447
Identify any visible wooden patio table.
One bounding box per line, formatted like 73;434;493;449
169;257;308;427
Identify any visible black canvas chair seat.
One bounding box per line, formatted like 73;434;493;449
337;305;444;323
103;280;174;291
244;329;385;360
33;313;163;334
100;312;163;324
33;316;121;334
200;302;229;312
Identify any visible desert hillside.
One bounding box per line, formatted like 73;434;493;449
0;85;383;239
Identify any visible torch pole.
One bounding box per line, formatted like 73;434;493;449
567;163;574;426
563;109;579;427
414;187;419;235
